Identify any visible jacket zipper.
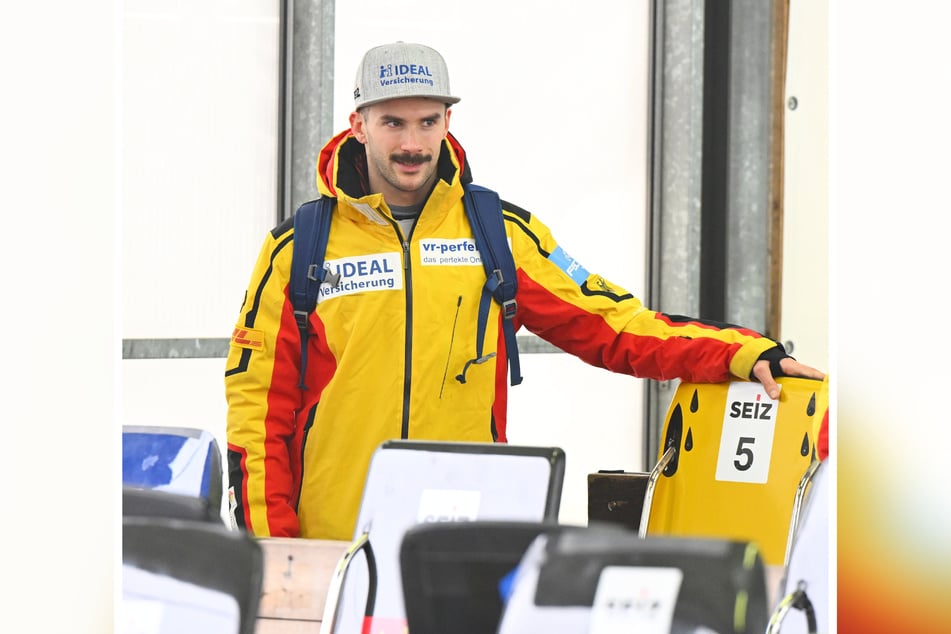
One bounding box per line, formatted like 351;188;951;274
398;225;413;439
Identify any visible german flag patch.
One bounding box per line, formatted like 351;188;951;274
231;326;265;351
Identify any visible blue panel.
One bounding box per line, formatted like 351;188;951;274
123;433;189;487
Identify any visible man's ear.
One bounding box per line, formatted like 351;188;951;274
349;110;367;144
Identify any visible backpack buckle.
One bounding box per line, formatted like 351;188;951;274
308;263;341;288
502;298;517;320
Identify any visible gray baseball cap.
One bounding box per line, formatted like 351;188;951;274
353;42;461;109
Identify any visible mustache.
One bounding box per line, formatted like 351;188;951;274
390;153;432;166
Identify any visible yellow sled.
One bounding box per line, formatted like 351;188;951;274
640;376;828;567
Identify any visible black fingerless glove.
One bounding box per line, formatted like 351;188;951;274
752;343;792;380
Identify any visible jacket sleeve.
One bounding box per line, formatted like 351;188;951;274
224;222;303;537
505;207;779;383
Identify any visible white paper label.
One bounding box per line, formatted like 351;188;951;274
416;488;481;523
590;566;682;634
715;381;779;483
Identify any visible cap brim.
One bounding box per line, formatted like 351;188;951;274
357;94;461;109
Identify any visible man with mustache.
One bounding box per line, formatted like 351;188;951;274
225;42;825;541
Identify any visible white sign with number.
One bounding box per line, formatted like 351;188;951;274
590;566;682;634
715;382;778;483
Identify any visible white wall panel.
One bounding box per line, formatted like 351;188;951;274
782;0;829;369
122;0;280;338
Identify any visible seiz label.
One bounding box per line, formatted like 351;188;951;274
715;382;778;483
417;489;481;523
590;566;682;634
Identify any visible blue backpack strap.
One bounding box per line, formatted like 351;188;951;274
457;183;523;386
290;197;339;390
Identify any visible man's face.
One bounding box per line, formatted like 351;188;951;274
350;98;451;207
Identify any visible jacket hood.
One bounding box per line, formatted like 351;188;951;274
315;129;474;201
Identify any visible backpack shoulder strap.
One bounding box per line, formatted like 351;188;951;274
461;183;523;386
290;196;338;389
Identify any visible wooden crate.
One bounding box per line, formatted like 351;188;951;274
254;537;350;633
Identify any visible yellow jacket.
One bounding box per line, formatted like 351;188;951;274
225;130;780;540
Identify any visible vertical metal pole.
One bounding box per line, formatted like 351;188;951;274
278;0;335;223
645;0;707;468
723;0;774;335
277;0;294;223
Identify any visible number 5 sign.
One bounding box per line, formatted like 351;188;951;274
715;382;778;484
